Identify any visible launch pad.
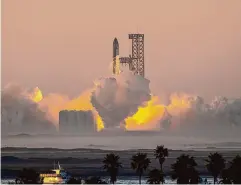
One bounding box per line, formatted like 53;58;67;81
113;34;145;77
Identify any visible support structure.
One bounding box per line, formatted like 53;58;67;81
113;34;145;77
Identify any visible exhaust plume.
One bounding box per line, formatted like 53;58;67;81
90;71;151;129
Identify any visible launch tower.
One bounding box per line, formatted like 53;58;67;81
113;34;145;77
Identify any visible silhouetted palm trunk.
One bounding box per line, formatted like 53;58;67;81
111;176;115;185
139;174;141;185
160;163;164;184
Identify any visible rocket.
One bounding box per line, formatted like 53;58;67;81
113;38;119;58
113;38;119;74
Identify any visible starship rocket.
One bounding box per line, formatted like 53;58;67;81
113;38;119;74
113;38;119;58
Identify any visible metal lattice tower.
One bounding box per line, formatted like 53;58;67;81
128;34;144;76
113;34;145;77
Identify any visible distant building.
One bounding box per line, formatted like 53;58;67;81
59;110;95;134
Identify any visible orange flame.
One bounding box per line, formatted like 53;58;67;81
30;87;193;132
29;87;43;103
125;96;165;130
30;88;105;131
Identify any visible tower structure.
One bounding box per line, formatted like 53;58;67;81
113;34;145;77
59;110;95;134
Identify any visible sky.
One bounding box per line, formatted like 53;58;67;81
2;0;241;101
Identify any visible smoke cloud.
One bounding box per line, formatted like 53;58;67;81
2;72;241;137
90;71;151;128
1;84;56;135
164;95;241;137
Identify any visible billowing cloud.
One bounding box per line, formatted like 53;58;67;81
1;84;56;135
91;71;151;128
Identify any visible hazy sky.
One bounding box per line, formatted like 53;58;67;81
2;0;241;100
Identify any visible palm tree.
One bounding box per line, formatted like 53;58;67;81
154;145;169;171
102;153;122;184
131;152;151;185
206;152;225;184
85;176;108;184
171;154;199;184
228;155;241;184
189;167;202;184
15;168;43;184
147;168;165;184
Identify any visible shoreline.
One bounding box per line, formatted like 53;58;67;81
2;147;241;178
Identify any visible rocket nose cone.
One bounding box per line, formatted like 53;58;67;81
113;38;118;44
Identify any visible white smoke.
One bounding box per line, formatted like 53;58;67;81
2;78;241;137
90;71;151;128
1;84;56;135
163;94;241;137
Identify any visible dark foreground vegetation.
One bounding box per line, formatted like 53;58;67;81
6;145;241;184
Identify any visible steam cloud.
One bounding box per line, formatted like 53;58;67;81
164;95;241;137
1;72;241;137
90;71;151;128
1;84;56;135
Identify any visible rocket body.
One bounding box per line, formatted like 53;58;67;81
113;38;119;58
113;38;119;75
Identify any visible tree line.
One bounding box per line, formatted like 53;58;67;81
12;145;241;184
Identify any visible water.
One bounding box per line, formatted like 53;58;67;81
1;176;214;184
3;135;241;151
